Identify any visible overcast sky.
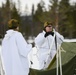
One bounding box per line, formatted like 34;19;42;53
0;0;76;15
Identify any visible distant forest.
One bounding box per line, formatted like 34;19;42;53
0;0;76;39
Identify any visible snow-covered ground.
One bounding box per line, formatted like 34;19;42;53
27;36;76;43
27;36;35;43
64;39;76;42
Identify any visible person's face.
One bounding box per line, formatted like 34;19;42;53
45;25;53;32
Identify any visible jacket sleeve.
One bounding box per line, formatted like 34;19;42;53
55;32;64;44
16;33;32;57
35;33;45;47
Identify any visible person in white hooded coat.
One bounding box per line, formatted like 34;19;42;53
34;22;64;70
1;19;32;75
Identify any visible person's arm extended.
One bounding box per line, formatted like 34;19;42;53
16;32;32;57
35;32;45;47
55;32;64;44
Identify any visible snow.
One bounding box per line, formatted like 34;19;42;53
27;36;35;43
64;39;76;42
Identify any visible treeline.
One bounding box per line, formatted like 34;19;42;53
0;0;76;39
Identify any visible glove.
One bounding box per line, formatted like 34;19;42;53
31;42;35;47
30;61;33;64
44;32;54;38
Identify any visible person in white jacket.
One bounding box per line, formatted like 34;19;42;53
34;22;64;69
1;19;32;75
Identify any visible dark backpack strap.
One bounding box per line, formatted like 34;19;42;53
55;35;57;50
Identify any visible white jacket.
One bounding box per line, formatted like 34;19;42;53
35;31;64;69
1;30;32;75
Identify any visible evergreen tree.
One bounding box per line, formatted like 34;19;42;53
0;7;3;37
34;3;43;21
2;0;11;36
67;3;76;38
33;0;45;35
49;0;59;31
5;0;11;19
31;4;35;16
11;3;21;31
11;3;20;20
58;0;71;38
17;0;21;14
31;4;35;36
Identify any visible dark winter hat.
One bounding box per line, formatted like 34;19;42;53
8;19;19;29
44;22;53;28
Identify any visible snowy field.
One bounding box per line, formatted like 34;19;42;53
27;37;76;43
64;39;76;42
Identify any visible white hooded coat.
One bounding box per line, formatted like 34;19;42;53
34;31;64;69
1;30;32;75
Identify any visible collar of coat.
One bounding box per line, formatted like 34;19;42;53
43;31;46;34
4;30;17;40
